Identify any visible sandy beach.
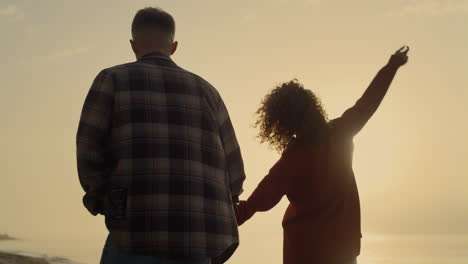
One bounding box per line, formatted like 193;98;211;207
0;251;49;264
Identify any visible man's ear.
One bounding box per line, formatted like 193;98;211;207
130;39;138;55
170;41;178;55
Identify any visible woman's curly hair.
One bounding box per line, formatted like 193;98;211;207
255;79;328;153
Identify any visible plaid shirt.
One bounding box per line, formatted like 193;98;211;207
76;52;246;262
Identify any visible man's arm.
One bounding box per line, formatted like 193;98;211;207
76;69;114;216
216;99;246;203
336;46;409;136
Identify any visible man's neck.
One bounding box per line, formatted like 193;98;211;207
138;49;170;60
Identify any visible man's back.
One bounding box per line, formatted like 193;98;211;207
76;51;245;261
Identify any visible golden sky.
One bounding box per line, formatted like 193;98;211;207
1;0;467;262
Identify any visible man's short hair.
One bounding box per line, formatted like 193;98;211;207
131;7;175;44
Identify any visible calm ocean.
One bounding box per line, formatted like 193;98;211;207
1;233;467;264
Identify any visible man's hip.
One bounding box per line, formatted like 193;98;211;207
100;233;211;264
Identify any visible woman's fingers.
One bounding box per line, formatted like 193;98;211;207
396;45;410;55
388;46;409;67
402;46;410;54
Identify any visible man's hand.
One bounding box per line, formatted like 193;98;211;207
388;45;410;68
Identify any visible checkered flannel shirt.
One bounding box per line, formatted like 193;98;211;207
76;52;245;262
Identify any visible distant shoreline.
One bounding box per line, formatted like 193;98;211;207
0;233;16;241
0;234;50;263
0;251;49;264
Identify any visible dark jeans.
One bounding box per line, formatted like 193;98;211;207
100;233;211;264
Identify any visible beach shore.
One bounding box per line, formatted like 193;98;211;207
0;251;49;264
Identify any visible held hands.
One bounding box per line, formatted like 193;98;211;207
388;45;410;68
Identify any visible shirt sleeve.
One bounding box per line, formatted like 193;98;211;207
76;69;114;216
235;153;293;226
335;63;399;136
216;98;246;203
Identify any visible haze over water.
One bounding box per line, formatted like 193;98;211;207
1;233;467;263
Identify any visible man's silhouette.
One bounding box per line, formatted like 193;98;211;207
76;7;245;264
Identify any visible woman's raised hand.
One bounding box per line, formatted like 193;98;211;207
388;45;410;67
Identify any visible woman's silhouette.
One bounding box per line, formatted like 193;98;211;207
235;46;410;264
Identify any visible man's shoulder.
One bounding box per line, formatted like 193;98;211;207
101;61;205;80
97;62;222;99
191;71;224;100
172;67;222;101
99;61;140;75
189;72;220;93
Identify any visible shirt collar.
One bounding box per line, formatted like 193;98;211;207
138;51;171;61
137;51;178;68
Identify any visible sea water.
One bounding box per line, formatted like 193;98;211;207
1;233;467;264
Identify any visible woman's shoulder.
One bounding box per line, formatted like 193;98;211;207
283;140;320;159
327;118;355;141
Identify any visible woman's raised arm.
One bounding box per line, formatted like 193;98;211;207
335;46;409;136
